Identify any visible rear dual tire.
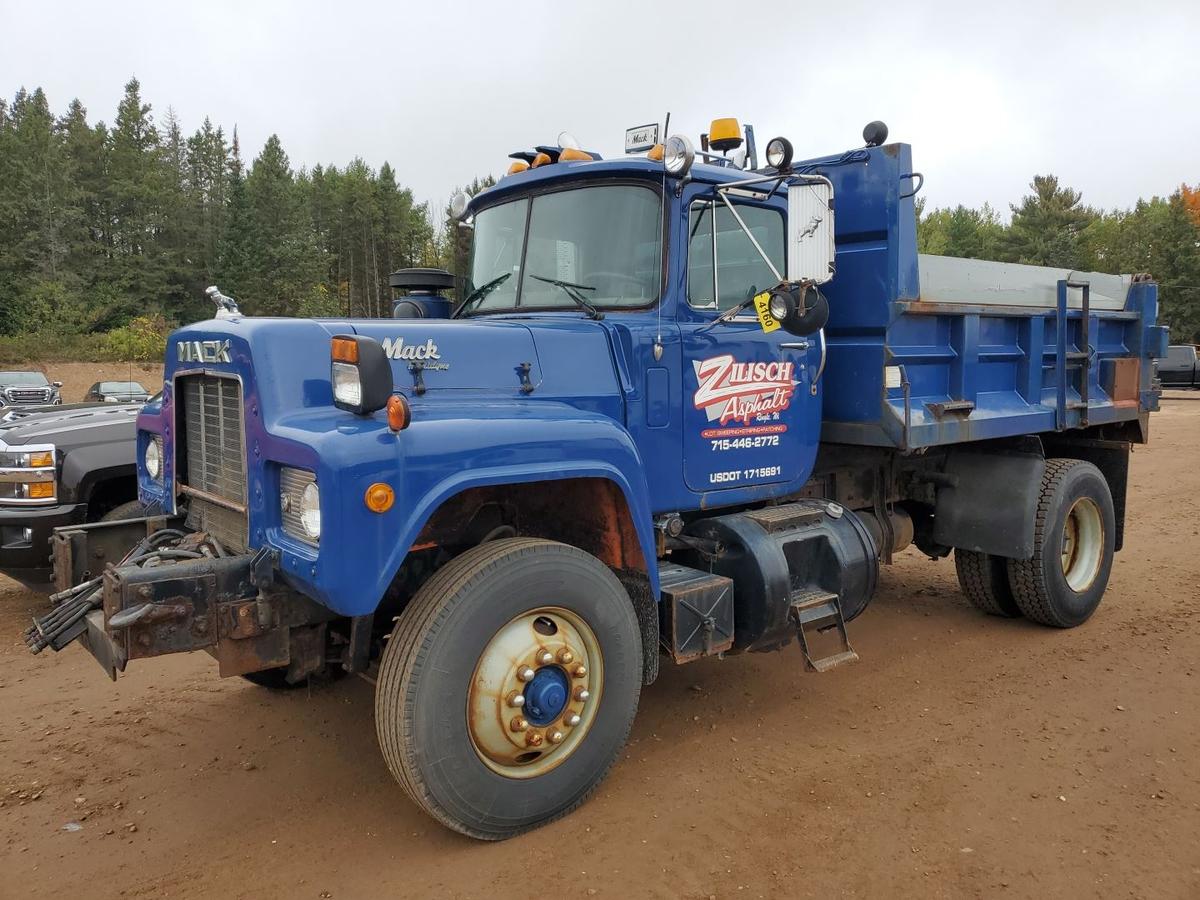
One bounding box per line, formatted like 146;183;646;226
954;459;1115;628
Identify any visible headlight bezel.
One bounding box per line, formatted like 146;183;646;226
280;466;320;546
144;435;163;480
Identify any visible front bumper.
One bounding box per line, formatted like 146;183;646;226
0;501;87;578
45;518;339;681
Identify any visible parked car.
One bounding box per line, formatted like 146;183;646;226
1158;344;1199;388
84;381;151;403
0;371;62;406
0;400;153;584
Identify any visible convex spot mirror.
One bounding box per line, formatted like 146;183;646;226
786;180;835;285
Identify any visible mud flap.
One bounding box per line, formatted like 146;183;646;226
932;447;1045;559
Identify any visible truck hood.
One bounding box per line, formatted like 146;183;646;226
168;316;624;413
0;404;139;447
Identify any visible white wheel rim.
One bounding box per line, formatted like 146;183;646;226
1061;497;1103;592
467;607;602;779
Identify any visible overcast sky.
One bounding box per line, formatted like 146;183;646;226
2;0;1197;218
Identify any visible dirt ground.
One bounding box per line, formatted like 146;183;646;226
13;362;164;405
2;396;1199;900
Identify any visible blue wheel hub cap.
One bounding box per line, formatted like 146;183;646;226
524;666;569;726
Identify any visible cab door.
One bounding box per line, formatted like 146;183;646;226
679;192;820;494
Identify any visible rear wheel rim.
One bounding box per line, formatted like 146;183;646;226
467;606;602;779
1061;497;1103;592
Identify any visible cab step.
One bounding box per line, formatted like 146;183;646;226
788;589;859;672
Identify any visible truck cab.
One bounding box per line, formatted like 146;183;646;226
30;119;1166;842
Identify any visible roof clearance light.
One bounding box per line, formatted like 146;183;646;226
531;152;552;168
663;135;695;177
765;136;794;171
708;117;743;152
558;147;592;162
507;160;530;175
646;143;664;162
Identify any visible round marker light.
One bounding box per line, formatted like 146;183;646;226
144;437;161;479
765;136;793;171
364;482;395;513
299;481;321;541
662;135;695;176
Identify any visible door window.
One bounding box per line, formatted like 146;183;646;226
687;201;785;311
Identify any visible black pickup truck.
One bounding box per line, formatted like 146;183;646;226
0;402;146;584
1159;345;1199;388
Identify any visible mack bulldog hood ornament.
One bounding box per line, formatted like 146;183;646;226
205;285;241;319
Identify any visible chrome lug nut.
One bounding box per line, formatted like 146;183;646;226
506;691;525;708
564;713;582;727
572;664;587;678
557;648;575;664
535;648;554;666
548;730;565;744
574;687;590;702
517;666;536;682
510;716;529;732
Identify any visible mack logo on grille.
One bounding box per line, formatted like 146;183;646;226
178;339;232;364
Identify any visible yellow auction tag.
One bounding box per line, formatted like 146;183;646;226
752;291;780;334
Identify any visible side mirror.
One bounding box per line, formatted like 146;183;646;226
52;381;63;388
786;180;835;285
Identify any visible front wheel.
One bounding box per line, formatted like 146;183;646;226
375;538;642;840
1007;459;1115;628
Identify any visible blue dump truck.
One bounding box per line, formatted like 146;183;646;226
28;119;1166;839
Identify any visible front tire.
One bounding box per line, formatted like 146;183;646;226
1007;459;1115;628
375;538;642;840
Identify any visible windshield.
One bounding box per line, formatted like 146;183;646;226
0;372;49;386
466;184;662;313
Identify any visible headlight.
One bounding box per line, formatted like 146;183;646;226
144;436;162;479
663;135;695;176
0;442;56;505
765;136;794;170
104;396;119;403
300;482;321;540
332;361;362;408
280;467;320;545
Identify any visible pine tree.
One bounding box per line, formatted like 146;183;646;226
1000;175;1096;269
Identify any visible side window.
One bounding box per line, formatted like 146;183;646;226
687;201;785;311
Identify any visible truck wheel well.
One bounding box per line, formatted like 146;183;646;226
85;475;138;522
414;477;659;685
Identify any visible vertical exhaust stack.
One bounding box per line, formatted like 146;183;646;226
389;269;455;319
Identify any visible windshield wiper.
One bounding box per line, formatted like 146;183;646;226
452;272;512;318
529;275;604;320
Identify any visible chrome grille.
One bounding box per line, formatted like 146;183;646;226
8;389;51;404
177;374;248;551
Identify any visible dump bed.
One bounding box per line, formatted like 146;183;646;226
813;144;1167;450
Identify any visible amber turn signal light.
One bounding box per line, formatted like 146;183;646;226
386;394;410;432
364;482;395;514
28;482;54;499
331;337;359;363
29;451;54;467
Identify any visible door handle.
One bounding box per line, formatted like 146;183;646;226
780;341;810;350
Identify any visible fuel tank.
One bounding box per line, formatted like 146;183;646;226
680;500;878;653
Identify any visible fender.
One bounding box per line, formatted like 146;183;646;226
272;401;660;618
60;443;137;506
